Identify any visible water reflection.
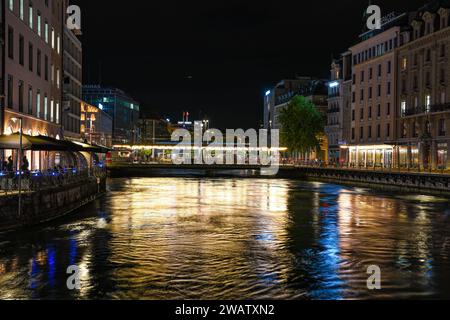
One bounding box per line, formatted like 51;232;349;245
0;178;450;299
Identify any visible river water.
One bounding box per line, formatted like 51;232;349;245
1;177;450;300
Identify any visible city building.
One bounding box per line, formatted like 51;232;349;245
80;101;113;147
138;112;171;145
264;77;329;162
326;52;353;164
1;0;65;170
347;13;410;168
82;85;140;144
62;0;82;141
396;1;450;170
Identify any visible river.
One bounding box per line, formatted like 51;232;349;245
1;177;450;300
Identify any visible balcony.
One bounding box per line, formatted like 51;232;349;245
404;103;450;116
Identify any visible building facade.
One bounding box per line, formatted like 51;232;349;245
348;20;406;168
1;0;64;170
325;52;353;164
80;101;113;147
82;85;140;145
138;114;170;145
62;0;82;141
396;3;450;170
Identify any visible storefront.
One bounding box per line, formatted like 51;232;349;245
348;145;394;168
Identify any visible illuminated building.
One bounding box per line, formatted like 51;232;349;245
80;101;113;147
347;13;409;168
396;1;450;170
326;52;353;164
82;85;140;144
138;112;171;145
62;0;82;141
1;0;65;169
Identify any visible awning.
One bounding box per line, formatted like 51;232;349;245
0;134;110;153
0;133;71;151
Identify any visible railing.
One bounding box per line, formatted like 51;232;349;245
404;103;450;116
0;165;107;195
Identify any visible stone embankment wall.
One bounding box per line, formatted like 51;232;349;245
0;177;107;232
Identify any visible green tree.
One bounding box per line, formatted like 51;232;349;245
278;95;325;154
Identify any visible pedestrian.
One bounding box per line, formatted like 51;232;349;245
6;156;14;173
21;156;30;172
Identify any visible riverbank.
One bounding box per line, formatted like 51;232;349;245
0;177;107;232
108;164;450;196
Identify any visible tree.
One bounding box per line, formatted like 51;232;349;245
278;95;325;155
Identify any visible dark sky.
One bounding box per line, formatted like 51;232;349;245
73;0;426;130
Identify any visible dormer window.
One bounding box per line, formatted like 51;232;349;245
438;8;449;29
423;12;435;35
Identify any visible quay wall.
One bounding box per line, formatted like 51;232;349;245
0;177;107;232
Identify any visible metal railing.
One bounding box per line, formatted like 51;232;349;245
0;165;107;195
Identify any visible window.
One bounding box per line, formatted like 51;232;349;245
401;57;407;70
360;127;364;139
387;103;391;116
377;85;381;97
37;49;41;76
7;75;13;108
439;119;446;136
378;64;382;77
57;35;60;54
387;61;392;74
28;86;33;114
441;44;446;57
426;49;431;62
441;69;446;83
8;0;13;10
441;91;447;104
37;91;41;118
50;99;54;122
44;55;48;80
387;124;391;138
401;100;406;117
426;95;431;112
19;0;24;20
360;108;364;120
51;28;55;49
360;89;364;101
369;87;372;99
44;95;48;120
28;43;33;71
369;68;373;79
29;2;33;29
377;125;381;139
18;81;24;112
8;26;14;59
51;63;54;84
369;106;372;119
377;104;381;118
368;126;372;139
56;102;60;124
19;34;24;65
387;82;391;95
352;109;355;121
56;68;60;88
351;128;355;140
37;12;41;36
45;21;49;43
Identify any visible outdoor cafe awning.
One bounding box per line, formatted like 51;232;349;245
0;133;109;153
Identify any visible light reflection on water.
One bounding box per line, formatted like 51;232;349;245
0;177;450;300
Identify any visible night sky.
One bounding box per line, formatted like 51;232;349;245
73;0;426;130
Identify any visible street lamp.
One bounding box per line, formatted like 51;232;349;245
11;117;23;217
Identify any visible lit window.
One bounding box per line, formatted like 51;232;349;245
8;0;13;10
57;35;60;54
45;21;49;43
401;100;407;117
426;95;431;112
56;102;60;124
401;57;407;70
37;13;41;36
51;28;55;49
36;92;41;118
29;3;33;29
19;0;24;20
50;99;54;122
44;95;48;120
56;68;60;88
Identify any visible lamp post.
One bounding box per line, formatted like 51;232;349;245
11;117;23;217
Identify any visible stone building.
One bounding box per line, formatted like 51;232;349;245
396;1;450;170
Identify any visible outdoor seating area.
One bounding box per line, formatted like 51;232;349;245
0;133;109;195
